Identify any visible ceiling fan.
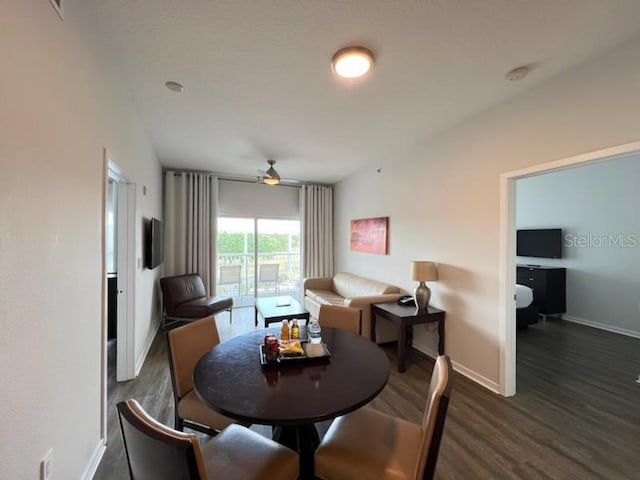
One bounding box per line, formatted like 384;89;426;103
256;159;304;186
257;159;281;185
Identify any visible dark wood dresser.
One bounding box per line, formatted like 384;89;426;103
516;265;566;315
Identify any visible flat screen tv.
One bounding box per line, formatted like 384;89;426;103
145;217;164;269
517;228;562;259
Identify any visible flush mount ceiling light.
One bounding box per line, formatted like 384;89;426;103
165;80;184;92
330;46;375;79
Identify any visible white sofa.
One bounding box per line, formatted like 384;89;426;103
303;272;403;343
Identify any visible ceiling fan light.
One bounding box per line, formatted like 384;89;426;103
331;46;375;79
263;161;280;185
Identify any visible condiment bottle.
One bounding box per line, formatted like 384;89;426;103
281;319;290;341
291;319;300;340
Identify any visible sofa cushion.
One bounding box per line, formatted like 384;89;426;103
161;274;208;311
313;291;346;306
306;289;343;304
173;296;233;318
332;272;400;299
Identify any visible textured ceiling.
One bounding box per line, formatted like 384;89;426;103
76;1;640;184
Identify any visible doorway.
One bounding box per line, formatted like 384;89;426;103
102;150;137;424
499;140;640;396
216;217;301;306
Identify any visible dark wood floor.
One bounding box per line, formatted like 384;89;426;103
94;311;640;479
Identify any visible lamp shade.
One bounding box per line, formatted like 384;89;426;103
410;261;438;282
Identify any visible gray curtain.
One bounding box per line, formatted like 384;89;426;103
301;185;333;278
164;172;218;294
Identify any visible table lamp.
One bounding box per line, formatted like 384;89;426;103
410;261;438;311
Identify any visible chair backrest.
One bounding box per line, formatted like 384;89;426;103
219;265;242;286
161;274;207;315
258;263;279;283
317;305;362;335
167;316;220;399
418;355;453;480
117;399;207;480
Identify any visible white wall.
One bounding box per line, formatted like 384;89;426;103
0;1;161;478
516;155;640;336
334;34;640;392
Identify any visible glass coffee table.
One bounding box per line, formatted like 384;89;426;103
255;295;310;327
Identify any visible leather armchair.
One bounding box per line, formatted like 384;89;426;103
160;274;233;329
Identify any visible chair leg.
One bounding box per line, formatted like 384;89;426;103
175;415;184;432
229;307;233;324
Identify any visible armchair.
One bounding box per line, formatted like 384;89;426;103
160;273;233;329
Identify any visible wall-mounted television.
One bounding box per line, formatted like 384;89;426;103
517;228;562;259
145;217;164;269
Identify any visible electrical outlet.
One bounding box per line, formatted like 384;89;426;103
41;449;53;480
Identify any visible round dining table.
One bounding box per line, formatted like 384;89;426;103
193;326;390;479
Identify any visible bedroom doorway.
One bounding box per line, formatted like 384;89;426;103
499;140;640;396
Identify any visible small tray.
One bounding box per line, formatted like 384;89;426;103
259;341;331;366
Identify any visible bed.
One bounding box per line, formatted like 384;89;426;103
516;284;539;330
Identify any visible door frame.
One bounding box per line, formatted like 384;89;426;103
498;139;640;396
101;148;137;439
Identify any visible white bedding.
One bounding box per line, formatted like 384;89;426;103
515;284;534;309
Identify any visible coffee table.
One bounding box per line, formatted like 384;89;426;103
254;295;310;327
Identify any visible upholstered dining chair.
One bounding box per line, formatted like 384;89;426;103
166;315;236;436
117;399;299;480
317;305;362;335
314;355;453;480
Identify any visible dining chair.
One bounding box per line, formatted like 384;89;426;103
317;305;362;335
117;399;299;480
166;315;236;436
314;355;453;480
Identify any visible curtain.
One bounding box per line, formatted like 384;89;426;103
301;185;333;278
164;172;218;294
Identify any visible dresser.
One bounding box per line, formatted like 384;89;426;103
516;265;566;315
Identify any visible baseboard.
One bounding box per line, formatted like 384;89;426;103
411;341;439;361
135;319;161;376
412;342;501;395
81;439;106;480
451;360;501;394
562;315;640;340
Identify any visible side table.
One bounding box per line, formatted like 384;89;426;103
371;302;445;373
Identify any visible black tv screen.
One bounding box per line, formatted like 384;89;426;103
145;218;164;269
517;229;562;259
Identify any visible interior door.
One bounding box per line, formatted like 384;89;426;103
115;181;136;382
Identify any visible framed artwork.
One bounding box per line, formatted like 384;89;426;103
350;217;389;255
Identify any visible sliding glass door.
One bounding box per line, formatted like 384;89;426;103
217;217;301;307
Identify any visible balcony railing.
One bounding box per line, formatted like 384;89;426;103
217;252;301;302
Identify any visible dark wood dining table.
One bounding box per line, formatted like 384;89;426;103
193;326;390;479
